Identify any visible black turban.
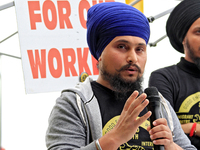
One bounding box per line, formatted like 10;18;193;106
166;0;200;53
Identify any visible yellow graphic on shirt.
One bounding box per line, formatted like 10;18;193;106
178;92;200;113
177;92;200;124
102;115;151;150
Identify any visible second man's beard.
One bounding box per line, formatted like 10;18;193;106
186;39;200;70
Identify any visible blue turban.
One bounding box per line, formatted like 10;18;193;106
86;2;150;60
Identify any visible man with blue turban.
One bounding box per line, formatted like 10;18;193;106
46;2;196;150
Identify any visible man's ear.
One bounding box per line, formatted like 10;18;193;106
182;37;187;54
182;37;186;45
98;56;102;61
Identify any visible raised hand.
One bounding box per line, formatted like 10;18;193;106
99;90;152;150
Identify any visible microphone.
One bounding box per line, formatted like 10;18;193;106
144;86;164;150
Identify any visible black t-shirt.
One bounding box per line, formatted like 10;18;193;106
149;58;200;123
91;81;153;150
149;57;200;149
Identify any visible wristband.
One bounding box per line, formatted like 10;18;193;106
194;130;197;136
189;122;197;137
95;139;102;150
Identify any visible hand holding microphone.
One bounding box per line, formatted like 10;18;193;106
144;87;164;150
145;87;179;150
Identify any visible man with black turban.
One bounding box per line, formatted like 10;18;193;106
46;2;196;150
149;0;200;149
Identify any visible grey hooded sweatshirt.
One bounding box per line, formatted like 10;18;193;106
46;77;196;150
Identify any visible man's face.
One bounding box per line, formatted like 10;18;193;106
97;36;147;91
183;17;200;64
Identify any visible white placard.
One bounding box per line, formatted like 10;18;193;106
14;0;125;94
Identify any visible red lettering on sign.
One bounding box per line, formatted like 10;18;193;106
62;48;78;77
28;0;116;30
57;1;73;29
92;0;115;5
28;1;42;30
105;0;115;2
48;48;63;78
92;0;97;5
28;0;73;30
27;47;99;79
79;0;90;29
42;0;57;30
77;47;92;75
27;49;46;79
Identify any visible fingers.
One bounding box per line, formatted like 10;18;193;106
135;110;152;127
153;118;168;126
123;90;139;111
147;125;151;132
112;91;152;144
126;91;151;126
122;91;148;117
126;91;147;114
149;118;173;146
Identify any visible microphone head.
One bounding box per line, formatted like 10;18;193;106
144;86;159;98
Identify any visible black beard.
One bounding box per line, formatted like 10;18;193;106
100;65;143;101
186;39;200;70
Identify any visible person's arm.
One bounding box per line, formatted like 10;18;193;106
98;91;151;150
182;123;200;137
167;100;197;150
46;92;97;150
181;123;194;134
46;91;152;150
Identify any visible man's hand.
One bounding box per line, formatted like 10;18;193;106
99;90;152;150
147;118;183;150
